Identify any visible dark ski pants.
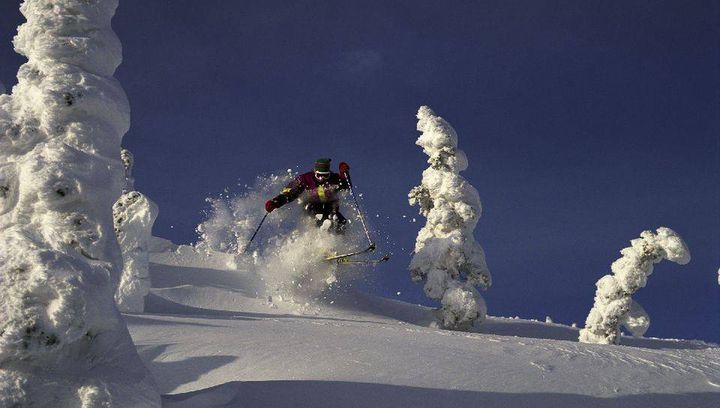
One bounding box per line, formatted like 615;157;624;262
304;203;347;234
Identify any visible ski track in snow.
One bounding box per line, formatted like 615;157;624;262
125;242;720;408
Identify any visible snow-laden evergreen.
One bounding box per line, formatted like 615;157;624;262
120;147;135;192
0;1;159;405
408;106;491;330
113;148;159;312
579;227;691;345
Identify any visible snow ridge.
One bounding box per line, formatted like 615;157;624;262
135;245;720;408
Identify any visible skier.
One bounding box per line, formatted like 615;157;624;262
265;158;351;233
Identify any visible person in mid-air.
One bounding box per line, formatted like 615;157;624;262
265;158;351;233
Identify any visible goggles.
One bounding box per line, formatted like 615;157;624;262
314;171;331;180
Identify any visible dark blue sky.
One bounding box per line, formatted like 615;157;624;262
1;0;718;342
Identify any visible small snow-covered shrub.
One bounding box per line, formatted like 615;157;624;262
113;149;158;313
0;1;159;405
114;191;158;312
579;227;691;345
409;106;491;330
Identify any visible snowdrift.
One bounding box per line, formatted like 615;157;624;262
124;238;720;408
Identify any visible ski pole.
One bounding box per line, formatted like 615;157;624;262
344;172;374;249
242;212;269;254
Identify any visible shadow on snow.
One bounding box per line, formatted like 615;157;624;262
162;380;720;408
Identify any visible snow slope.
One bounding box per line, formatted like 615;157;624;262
126;239;720;408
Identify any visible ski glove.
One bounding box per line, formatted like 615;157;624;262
265;200;277;213
339;162;350;179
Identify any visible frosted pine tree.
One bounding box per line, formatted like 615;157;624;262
579;227;691;345
120;147;135;192
409;106;491;330
114;148;159;313
0;1;160;406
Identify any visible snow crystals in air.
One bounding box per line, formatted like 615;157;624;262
196;171;369;304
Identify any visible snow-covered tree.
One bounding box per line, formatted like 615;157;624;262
0;1;160;405
579;227;691;345
408;106;491;330
0;81;6;95
114;149;158;313
120;147;135;192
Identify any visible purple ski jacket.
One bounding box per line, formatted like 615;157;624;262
271;171;350;208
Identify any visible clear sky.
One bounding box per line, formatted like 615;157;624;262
1;0;718;342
